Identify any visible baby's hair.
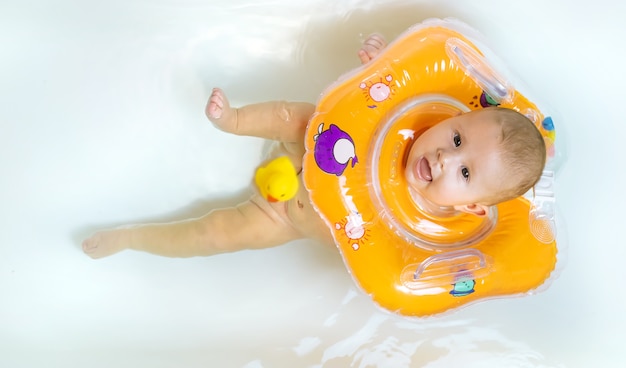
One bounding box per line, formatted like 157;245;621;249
481;107;547;205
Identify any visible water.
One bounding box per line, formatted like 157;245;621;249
1;0;624;366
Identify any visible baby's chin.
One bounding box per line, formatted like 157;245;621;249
407;185;456;217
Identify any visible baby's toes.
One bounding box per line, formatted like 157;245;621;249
82;235;99;253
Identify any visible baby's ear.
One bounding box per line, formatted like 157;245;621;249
454;203;489;217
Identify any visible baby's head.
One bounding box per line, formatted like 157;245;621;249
404;107;546;216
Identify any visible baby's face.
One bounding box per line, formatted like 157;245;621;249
405;109;506;208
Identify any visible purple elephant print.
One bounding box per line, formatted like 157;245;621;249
313;123;358;176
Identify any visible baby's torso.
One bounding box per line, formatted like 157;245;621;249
252;141;333;244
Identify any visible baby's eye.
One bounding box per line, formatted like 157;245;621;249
453;132;461;147
461;167;470;181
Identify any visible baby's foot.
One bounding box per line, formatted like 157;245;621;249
82;229;130;259
358;33;387;64
205;88;238;133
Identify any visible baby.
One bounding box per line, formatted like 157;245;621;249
82;34;546;259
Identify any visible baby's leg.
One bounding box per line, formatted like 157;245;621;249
357;33;387;64
205;88;314;143
82;199;302;259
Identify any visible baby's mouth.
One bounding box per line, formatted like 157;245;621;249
416;156;432;181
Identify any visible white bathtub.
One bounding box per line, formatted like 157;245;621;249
1;0;624;366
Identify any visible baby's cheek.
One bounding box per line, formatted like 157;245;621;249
428;184;455;205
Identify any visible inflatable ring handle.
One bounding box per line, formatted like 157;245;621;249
529;172;557;244
401;249;493;291
447;38;511;103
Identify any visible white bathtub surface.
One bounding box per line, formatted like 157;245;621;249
1;0;624;367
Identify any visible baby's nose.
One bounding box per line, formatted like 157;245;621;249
437;149;448;164
437;149;457;166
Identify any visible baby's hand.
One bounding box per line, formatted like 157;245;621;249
358;33;387;64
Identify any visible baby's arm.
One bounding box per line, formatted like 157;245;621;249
206;88;314;143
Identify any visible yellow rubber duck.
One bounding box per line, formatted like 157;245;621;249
254;156;299;202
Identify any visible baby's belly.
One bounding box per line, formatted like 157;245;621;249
257;141;333;244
